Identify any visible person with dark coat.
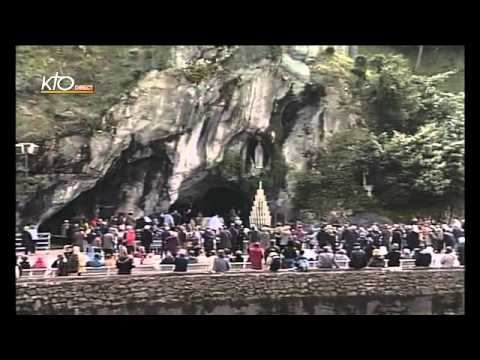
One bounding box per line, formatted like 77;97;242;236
73;229;86;252
231;250;244;263
414;245;432;267
391;226;403;248
160;252;176;265
443;228;456;248
174;250;189;272
282;241;298;269
21;226;35;255
342;225;359;257
406;227;420;250
64;247;79;275
182;209;194;226
203;228;215;253
51;254;69;276
19;256;31;271
316;227;330;248
171;210;182;226
142;225;153;253
248;226;261;243
218;227;232;250
228;225;239;252
385;243;401;267
116;248;135;274
349;244;368;269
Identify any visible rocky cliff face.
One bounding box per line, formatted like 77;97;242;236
16;45;363;231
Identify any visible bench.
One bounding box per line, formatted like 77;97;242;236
335;259;350;269
400;259;416;269
187;263;211;272
133;264;175;273
229;262;253;271
19;268;49;277
81;266;115;276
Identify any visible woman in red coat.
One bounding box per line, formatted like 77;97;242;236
248;242;264;270
125;226;136;255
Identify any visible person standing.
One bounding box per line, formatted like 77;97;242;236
248;242;264;270
21;226;35;255
142;225;153;254
171;210;182;227
219;226;232;250
125;212;136;227
282;241;298;269
61;220;70;246
125;226;137;255
102;229;115;257
73;246;87;276
406;226;420;250
163;212;175;228
73;227;86;252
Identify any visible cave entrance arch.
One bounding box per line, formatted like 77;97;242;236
172;185;251;227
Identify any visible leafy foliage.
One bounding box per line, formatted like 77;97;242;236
293;128;382;215
377;118;464;209
294;52;464;217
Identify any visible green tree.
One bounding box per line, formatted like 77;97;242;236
293;128;382;215
377;117;464;210
362;54;458;135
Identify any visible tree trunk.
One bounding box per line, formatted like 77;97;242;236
414;45;424;72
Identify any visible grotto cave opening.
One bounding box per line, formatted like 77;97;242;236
172;186;251;226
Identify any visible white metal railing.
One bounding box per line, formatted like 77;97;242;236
16;232;51;251
16;258;464;280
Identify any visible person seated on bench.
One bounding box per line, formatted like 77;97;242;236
213;249;231;273
414;244;432;267
19;256;31;272
87;253;105;268
32;256;47;269
385;243;401;267
366;249;385;267
349;243;367;269
317;246;338;269
231;250;244;263
51;254;68;276
174;250;188;272
333;249;350;264
116;246;135;275
104;254;116;267
161;251;175;265
295;250;309;272
187;250;198;264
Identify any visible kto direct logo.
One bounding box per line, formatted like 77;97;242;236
41;72;95;94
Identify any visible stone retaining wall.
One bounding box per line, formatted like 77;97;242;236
16;268;464;315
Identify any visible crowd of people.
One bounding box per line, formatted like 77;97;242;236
16;209;465;278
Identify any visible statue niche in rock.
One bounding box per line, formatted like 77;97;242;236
250;135;266;175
